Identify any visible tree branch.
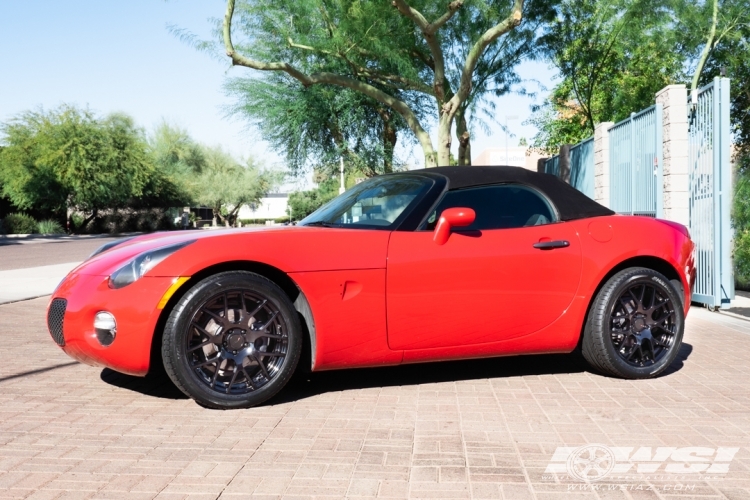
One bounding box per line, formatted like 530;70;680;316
392;0;464;102
692;0;719;94
223;0;436;162
452;0;524;107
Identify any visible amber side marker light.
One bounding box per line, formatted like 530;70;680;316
157;277;190;310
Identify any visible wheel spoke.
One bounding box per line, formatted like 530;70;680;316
187;338;217;353
257;311;279;331
202;308;225;324
193;355;221;369
245;299;268;320
210;364;221;388
241;366;257;390
259;332;284;340
226;363;240;394
623;343;639;361
253;354;271;380
192;323;214;338
224;293;230;323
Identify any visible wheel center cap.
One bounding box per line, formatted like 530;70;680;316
227;332;245;351
633;317;646;331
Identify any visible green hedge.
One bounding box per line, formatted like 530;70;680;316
2;213;38;234
238;217;293;226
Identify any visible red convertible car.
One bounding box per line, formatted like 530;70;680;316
48;167;695;409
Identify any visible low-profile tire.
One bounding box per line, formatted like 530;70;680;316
162;271;302;409
582;267;684;379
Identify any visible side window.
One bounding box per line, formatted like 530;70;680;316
423;184;556;231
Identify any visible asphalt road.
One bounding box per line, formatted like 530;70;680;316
0;236;120;271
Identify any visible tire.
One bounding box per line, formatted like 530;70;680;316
582;267;685;379
162;271;302;409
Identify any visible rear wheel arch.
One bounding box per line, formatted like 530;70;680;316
149;261;315;376
594;256;683;307
574;256;684;352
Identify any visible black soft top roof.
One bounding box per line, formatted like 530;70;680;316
412;166;614;222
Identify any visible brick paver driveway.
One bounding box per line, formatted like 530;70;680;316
0;298;748;499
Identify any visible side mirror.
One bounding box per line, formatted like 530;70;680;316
433;207;476;245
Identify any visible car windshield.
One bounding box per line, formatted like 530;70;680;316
300;175;433;229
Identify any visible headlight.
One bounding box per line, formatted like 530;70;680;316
108;241;194;289
88;237;136;259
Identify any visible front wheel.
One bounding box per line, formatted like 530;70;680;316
582;267;684;379
162;271;302;409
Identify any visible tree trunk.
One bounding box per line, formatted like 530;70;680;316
75;208;98;234
377;108;398;174
456;109;471;166
437;112;453;166
692;0;719;95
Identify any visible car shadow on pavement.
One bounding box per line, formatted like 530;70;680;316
661;341;693;376
100;368;189;400
99;343;693;405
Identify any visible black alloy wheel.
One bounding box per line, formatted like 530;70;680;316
582;267;685;379
162;272;302;409
609;281;677;367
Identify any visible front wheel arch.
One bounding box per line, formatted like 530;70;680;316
149;261;315;376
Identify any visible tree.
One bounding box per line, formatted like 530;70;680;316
190;147;280;226
226;72;416;178
287;179;339;220
219;0;530;167
0;106;159;230
530;0;685;151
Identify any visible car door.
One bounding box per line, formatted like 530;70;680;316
386;183;582;350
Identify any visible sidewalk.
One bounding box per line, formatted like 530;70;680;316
0;262;79;304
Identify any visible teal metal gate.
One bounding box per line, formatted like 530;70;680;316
569;137;594;198
688;77;733;309
543;137;594;198
609;104;664;217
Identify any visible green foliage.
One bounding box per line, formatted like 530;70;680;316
37;219;65;235
530;0;685;151
288;180;339;220
239;217;293;225
734;153;750;287
226;74;411;178
2;213;38;234
0;107;153;218
205;0;554;167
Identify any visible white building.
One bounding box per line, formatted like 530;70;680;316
473;146;543;171
237;193;290;220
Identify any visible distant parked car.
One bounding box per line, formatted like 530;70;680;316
48;167;695;409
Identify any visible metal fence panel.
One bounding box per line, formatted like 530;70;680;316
544;155;560;177
688;77;733;309
608;104;663;217
569;137;594;198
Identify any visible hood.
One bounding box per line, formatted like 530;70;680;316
72;224;391;277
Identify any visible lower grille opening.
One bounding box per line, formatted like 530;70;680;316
47;299;67;346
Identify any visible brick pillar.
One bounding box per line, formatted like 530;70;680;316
655;84;689;225
594;122;614;208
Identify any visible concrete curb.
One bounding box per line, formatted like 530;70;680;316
0;232;141;241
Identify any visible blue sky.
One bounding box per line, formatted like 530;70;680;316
0;0;555;179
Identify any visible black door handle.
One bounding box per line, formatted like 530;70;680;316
533;240;570;250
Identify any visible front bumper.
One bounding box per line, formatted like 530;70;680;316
48;272;179;376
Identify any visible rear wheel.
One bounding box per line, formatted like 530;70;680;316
162;271;302;409
582;267;684;378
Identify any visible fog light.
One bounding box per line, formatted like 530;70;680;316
94;312;117;347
